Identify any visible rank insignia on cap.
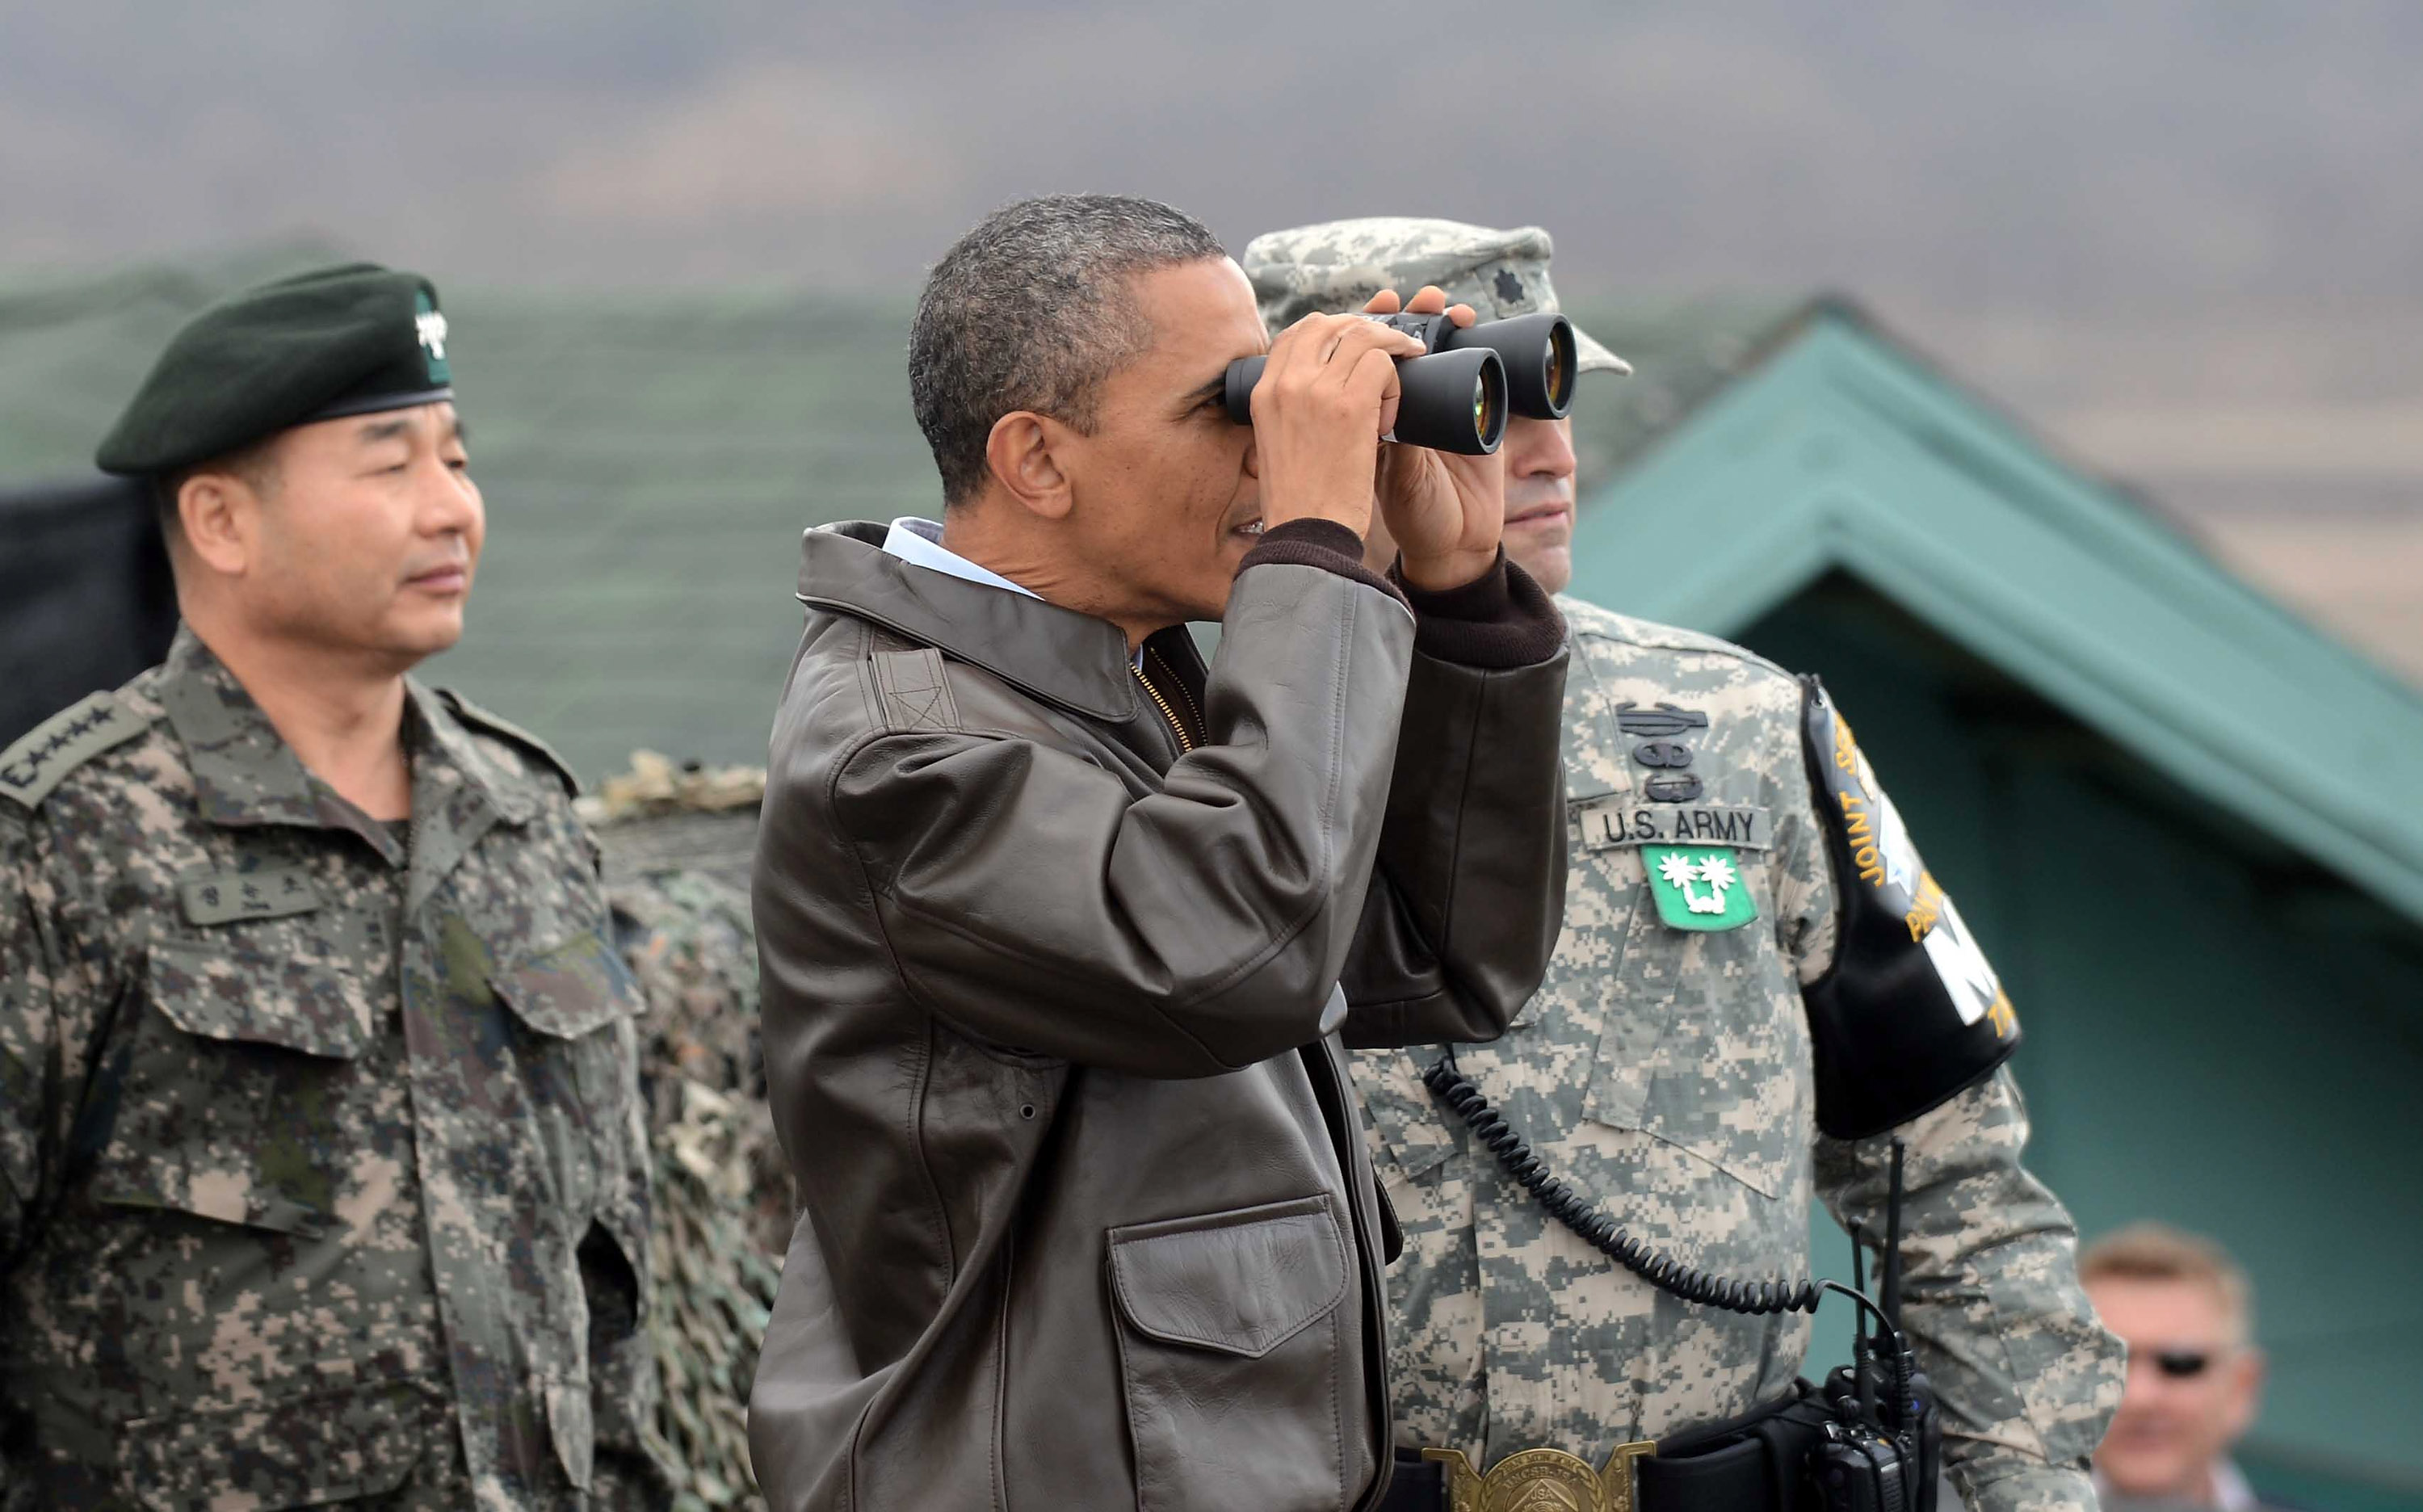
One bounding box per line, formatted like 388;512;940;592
1644;845;1759;931
414;290;451;384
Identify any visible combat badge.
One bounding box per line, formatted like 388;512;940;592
1613;701;1707;738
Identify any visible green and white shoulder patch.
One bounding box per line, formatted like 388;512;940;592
0;691;154;812
1643;843;1760;931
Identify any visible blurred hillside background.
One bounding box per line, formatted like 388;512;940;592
3;0;2420;683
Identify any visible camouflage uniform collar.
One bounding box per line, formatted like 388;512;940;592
157;625;326;830
155;625;534;835
402;679;538;829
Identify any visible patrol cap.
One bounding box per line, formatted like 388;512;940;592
1242;217;1629;377
95;262;455;477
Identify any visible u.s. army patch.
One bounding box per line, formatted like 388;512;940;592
1642;845;1759;931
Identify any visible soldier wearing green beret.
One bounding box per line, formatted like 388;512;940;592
0;265;668;1508
1246;220;2123;1512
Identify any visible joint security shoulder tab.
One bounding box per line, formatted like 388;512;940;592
1799;675;2019;1140
0;691;153;812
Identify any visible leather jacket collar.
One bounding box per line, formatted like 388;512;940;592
796;521;1144;724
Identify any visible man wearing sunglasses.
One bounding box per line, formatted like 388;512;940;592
2083;1226;2287;1511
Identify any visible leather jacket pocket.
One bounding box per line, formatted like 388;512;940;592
91;942;374;1237
115;1377;435;1509
1108;1194;1351;1512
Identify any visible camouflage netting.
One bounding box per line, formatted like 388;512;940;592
594;754;785;1511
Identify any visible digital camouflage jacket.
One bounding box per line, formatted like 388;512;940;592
0;628;662;1510
1352;597;2124;1512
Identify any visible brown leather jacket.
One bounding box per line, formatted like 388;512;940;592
748;520;1568;1511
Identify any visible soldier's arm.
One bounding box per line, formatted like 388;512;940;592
0;812;61;1271
2;803;139;1280
1816;1070;2126;1512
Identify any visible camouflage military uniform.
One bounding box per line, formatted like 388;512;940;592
1352;599;2124;1512
0;628;663;1510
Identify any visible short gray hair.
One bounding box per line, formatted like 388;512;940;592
909;194;1226;506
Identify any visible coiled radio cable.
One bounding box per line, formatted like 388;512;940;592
1423;1049;1900;1345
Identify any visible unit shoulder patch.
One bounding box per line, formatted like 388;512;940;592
435;687;581;798
1643;844;1759;931
0;692;154;812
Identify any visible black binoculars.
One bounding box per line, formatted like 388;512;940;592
1222;310;1579;456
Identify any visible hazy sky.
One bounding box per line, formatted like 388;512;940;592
5;2;2417;674
5;0;2419;323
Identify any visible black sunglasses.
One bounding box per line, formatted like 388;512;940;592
2152;1350;2214;1379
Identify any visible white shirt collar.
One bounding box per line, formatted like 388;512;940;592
879;516;1040;600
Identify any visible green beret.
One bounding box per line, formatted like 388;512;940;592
95;262;455;477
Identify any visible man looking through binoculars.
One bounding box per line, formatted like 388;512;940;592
747;194;1573;1510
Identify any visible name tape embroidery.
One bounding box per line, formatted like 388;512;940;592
178;867;323;926
1573;794;1771;851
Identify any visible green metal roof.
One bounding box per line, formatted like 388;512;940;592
1568;297;2423;928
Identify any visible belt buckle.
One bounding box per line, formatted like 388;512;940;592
1421;1440;1657;1512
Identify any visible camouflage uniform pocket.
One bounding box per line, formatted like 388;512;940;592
1578;871;1809;1200
493;931;634;1040
490;930;643;1222
115;1377;436;1510
90;942;376;1237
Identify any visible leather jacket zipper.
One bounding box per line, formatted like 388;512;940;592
1132;663;1196;754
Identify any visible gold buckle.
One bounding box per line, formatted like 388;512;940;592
1421;1440;1657;1512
